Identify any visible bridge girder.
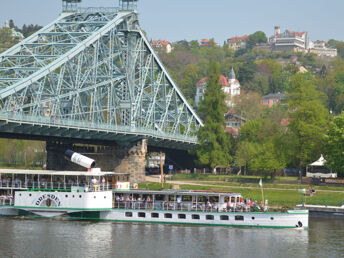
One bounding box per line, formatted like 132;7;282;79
0;8;202;149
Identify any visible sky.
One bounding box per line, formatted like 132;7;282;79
0;0;343;44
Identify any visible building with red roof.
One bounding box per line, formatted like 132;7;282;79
269;26;309;53
227;35;249;51
151;40;172;53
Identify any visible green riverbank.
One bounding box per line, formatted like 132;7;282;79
140;174;344;209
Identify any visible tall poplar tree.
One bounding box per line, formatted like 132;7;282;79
288;74;329;172
195;62;232;169
324;112;344;176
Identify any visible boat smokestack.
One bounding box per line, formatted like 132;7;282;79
64;149;96;169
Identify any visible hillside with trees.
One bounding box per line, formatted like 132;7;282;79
156;32;344;176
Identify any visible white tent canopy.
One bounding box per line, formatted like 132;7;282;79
307;155;337;178
310;155;326;166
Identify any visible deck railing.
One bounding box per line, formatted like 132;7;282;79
0;181;114;191
113;201;256;213
0;197;13;206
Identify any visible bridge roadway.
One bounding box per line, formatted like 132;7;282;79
0;114;197;150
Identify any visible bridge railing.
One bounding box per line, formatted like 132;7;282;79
77;7;119;14
0;113;198;144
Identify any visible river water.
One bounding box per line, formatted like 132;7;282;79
0;217;343;258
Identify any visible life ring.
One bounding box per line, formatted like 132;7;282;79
133;183;138;189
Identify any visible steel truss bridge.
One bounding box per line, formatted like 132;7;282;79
0;2;203;150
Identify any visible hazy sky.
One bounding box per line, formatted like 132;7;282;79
1;0;343;43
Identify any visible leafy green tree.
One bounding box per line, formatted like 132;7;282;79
9;19;15;29
234;141;257;175
328;39;344;59
288;74;329;172
324;112;344;176
257;59;283;93
0;28;13;44
249;141;286;179
179;64;199;100
247;31;267;49
195;62;232;169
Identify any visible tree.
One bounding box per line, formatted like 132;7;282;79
247;31;267;49
179;64;199;100
324;112;344;176
232;92;264;121
249;141;286;179
288;74;329;173
328;39;344;59
9;19;15;29
0;28;13;44
195;62;232;169
234;141;257;175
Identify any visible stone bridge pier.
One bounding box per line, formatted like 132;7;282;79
46;139;147;183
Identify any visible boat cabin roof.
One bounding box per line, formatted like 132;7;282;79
114;189;242;197
0;168;128;177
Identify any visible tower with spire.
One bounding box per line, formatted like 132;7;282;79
229;67;236;80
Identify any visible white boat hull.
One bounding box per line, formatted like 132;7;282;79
0;205;308;229
99;209;309;229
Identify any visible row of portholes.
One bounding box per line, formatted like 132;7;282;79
124;212;276;222
65;195;82;198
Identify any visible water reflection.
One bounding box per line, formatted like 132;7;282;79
0;217;342;258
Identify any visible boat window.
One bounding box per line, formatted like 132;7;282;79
206;215;214;220
79;195;82;198
178;214;186;219
220;215;229;221
93;196;96;199
65;195;68;198
19;194;21;196
235;215;244;221
29;194;32;197
138;212;146;218
125;212;133;217
252;217;255;220
192;214;200;220
73;195;75;198
104;196;106;199
270;217;274;220
164;213;173;219
151;213;159;218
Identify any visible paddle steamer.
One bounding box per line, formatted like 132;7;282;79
0;168;308;229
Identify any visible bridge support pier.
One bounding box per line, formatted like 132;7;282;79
113;139;147;183
46;139;147;183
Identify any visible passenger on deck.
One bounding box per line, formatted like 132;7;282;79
91;177;98;191
177;196;182;209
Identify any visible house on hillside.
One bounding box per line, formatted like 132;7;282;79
309;40;337;57
261;92;286;108
195;68;241;107
3;20;24;41
200;39;210;47
151;40;172;53
225;110;247;136
227;35;249;51
200;39;218;47
269;26;309;53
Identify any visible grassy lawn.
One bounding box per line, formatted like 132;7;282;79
170;173;299;183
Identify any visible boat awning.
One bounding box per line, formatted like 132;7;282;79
0;169;128;177
114;189;241;197
310;155;326;166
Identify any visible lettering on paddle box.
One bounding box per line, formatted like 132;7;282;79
35;194;61;207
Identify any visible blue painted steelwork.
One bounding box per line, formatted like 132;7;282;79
0;1;202;149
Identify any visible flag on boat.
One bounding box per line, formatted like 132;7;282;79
259;179;263;188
